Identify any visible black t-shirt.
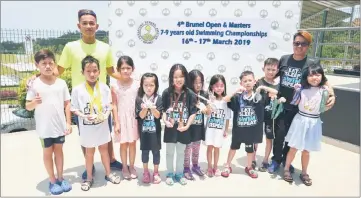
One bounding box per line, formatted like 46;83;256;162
277;54;323;109
162;87;197;144
227;93;265;144
135;95;163;151
189;91;209;142
255;77;279;121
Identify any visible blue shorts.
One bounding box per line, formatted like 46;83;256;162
74;115;113;135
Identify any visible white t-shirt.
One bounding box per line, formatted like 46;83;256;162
26;78;70;138
70;82;112;148
204;99;232;148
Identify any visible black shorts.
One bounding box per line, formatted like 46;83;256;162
264;120;275;140
230;140;257;153
40;136;65;148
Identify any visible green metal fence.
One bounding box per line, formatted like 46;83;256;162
0;29;108;133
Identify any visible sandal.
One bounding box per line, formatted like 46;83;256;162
153;172;161;184
191;165;205;177
207;168;214;178
259;162;269;172
213;168;221;177
299;173;312;186
165;173;175;186
174;173;187;185
81;180;93;191
221;165;232;178
122;168;131;180
283;170;293;183
183;167;195;180
105;174;121;184
129;167;138;179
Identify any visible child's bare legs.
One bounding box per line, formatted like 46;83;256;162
100;143;121;184
53;144;64;181
85;148;96;181
129;141;137;178
245;152;258;178
284;147;297;171
43;146;57;184
259;139;273;172
263;139;272;163
120;143;130;179
301;150;310;174
98;143;111;176
299;150;312;185
221;149;236;177
206;145;213;176
225;149;236;167
283;147;297;182
213;147;221;176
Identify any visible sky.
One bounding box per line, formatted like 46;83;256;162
1;1;108;31
1;1;359;31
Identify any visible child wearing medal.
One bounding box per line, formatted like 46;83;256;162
71;56;121;191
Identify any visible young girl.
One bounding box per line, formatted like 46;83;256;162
204;74;231;177
135;73;163;184
162;64;197;186
71;56;121;191
283;64;330;186
111;56;139;180
183;69;211;180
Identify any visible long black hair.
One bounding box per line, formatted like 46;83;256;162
137;72;159;98
208;74;227;97
301;63;327;89
168;63;190;93
188;69;205;94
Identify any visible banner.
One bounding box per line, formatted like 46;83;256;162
109;1;301;92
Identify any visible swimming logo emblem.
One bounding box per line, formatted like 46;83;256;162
137;21;159;44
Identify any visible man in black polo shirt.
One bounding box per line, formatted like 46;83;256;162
268;31;336;173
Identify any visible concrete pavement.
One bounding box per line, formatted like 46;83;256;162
1;127;359;197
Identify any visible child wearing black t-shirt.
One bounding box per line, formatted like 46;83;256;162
135;73;163;184
221;71;278;179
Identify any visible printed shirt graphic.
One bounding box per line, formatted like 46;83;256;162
70;82;112;132
58;39;114;87
298;87;324;115
26;78;70;139
228;93;265;144
255;78;279;121
189;91;209;142
281;66;302;88
206;100;231;130
135;95;163;151
278;55;323;108
162;88;197;144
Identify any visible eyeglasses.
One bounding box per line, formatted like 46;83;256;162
293;41;309;47
78;9;97;19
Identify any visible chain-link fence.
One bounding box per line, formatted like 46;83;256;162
300;4;360;74
0;29;108;133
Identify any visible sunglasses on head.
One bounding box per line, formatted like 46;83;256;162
78;9;96;19
293;41;309;47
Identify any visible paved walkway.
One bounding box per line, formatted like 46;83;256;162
1;128;359;196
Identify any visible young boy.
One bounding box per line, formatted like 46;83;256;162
26;49;72;195
254;58;284;172
220;70;278;178
71;56;120;191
